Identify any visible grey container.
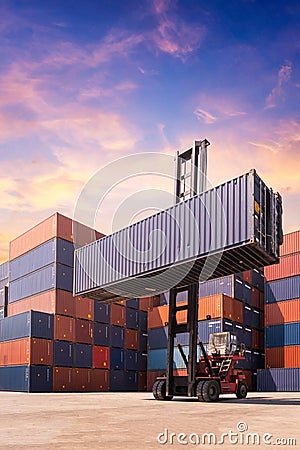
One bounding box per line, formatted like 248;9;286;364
0;261;9;281
257;368;300;392
8;263;73;303
74;170;282;301
10;238;74;282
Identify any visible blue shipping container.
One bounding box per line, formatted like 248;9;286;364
0;311;53;341
126;298;140;309
8;263;74;303
148;327;168;349
124;349;138;371
0;261;9;281
251;269;265;292
265;322;300;348
124;371;138;391
110;370;138;391
243;305;252;327
93;323;110;346
138;352;147;371
53;341;73;367
94;303;110;324
110;326;124;348
257;368;300;392
110;348;124;370
0;278;8;289
0;365;52;392
199;276;234;298
9;238;74;282
139;332;148;352
126;308;139;330
73;343;92;368
138;310;148;332
243;282;252;304
265;276;300;303
148;349;168;370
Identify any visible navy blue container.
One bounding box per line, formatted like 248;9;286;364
139;332;148;352
0;311;54;341
110;348;124;370
93;323;110;346
73;343;92;368
148;327;168;349
243;305;252;327
9;263;73;303
244;327;252;349
125;349;138;371
110;326;124;348
124;371;138;391
251;269;265;292
126;308;139;330
94;303;110;324
265;275;300;303
0;261;9;281
234;349;253;370
138;310;148;332
243;282;252;304
126;298;139;309
110;370;126;391
252;351;264;369
0;278;8;289
252;308;261;329
265;322;300;347
233;323;244;345
0;365;52;392
9;238;74;282
138;352;147;371
53;341;73;367
198;319;222;343
257;368;300;392
199;276;234;298
234;278;243;301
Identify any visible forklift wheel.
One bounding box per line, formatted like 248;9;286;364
196;381;206;401
201;380;220;402
236;382;248;399
152;380;173;401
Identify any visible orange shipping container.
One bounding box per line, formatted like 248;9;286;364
9;212;103;260
265;346;300;368
264;253;300;281
0;338;53;366
198;294;243;323
7;289;75;317
280;230;300;257
110;303;126;326
54;315;75;342
74;296;94;321
53;366;73;391
265;299;300;326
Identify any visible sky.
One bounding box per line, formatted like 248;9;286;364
0;0;300;262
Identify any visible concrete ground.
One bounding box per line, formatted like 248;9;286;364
0;392;299;449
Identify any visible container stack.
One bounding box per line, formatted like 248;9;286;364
0;213;151;392
258;230;300;391
0;261;9;319
147;270;265;391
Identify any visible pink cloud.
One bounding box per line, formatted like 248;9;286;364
265;62;292;109
194;108;217;124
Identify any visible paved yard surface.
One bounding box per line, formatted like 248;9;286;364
0;392;299;449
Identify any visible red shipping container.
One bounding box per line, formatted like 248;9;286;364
243;270;252;284
138;372;147;391
53;366;73;391
251;288;261;310
75;318;93;344
264;252;300;282
280;230;300;257
90;369;109;391
265;299;300;326
92;346;110;369
74;296;94;321
9;212;104;260
0;338;53;366
56;290;75;317
252;330;264;350
54;315;75;342
147;370;164;391
139;296;161;311
265;346;300;368
110;304;126;326
125;329;139;350
71;368;91;391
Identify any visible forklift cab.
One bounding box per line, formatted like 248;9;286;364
208;332;239;356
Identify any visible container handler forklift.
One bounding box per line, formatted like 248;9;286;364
152;285;248;402
153;141;248;401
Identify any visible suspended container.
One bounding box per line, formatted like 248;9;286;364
74;170;282;302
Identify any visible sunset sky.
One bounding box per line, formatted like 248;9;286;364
0;0;299;262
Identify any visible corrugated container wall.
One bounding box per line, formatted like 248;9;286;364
265;276;300;303
280;230;300;257
74;171;282;300
257;368;300;391
264;253;300;282
0;261;9;281
265;299;300;326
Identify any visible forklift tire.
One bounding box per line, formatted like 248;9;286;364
153;380;173;401
196;381;206;401
201;380;220;402
236;382;248;399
